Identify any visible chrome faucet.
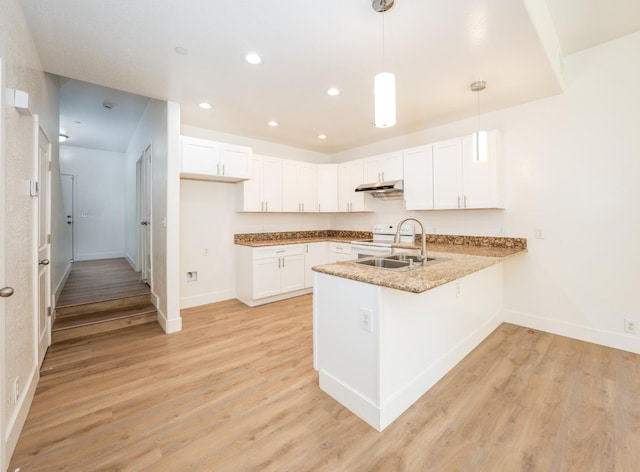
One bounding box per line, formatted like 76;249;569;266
394;217;427;264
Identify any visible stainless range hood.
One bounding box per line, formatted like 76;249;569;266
354;179;404;200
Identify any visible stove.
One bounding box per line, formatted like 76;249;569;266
350;224;416;258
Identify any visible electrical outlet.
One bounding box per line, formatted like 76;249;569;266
359;308;373;333
535;228;544;239
455;282;461;298
202;248;209;256
14;377;20;404
624;319;639;335
185;271;198;283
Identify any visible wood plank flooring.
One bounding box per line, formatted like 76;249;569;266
11;295;640;471
56;258;150;307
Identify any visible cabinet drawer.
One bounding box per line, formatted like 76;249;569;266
253;244;304;260
328;242;351;255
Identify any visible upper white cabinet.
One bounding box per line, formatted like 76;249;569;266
317;164;338;213
432;138;464;210
237;154;282;212
281;160;318;212
432;130;504;210
403;144;434;210
181;136;252;182
338;160;369;212
363;151;403;183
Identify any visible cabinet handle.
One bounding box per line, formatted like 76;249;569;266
266;201;269;212
457;196;461;209
381;171;384;181
278;257;281;268
282;257;285;268
217;163;220;175
261;201;264;212
306;244;309;253
222;164;225;176
276;250;286;253
302;203;304;212
464;195;467;208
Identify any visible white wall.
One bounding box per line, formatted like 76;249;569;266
330;32;640;354
59;145;126;261
179;170;330;310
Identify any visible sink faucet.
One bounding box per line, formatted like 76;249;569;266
394;217;427;264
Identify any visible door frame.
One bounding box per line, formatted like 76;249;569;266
35;123;52;366
0;55;7;472
137;144;152;286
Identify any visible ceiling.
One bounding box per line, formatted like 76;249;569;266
20;0;640;154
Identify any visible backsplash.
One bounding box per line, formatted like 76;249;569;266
424;234;527;249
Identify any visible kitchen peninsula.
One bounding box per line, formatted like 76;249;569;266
312;235;526;431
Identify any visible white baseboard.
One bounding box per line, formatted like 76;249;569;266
74;251;125;261
502;309;640;354
124;252;138;271
153;290;182;334
54;261;72;302
180;289;235;309
5;364;39;464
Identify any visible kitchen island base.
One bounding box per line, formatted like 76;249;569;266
313;263;503;431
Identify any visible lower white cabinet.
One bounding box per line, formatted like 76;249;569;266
236;244;308;306
327;242;352;263
304;242;328;288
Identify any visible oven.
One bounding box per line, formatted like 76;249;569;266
350;223;416;259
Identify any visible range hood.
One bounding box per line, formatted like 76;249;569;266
354;179;404;200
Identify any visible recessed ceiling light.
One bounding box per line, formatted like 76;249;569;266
318;134;327;140
268;121;278;127
59;133;69;143
175;46;189;56
245;52;262;65
326;87;341;96
199;102;212;110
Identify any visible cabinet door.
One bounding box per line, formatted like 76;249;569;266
433;138;463;210
349;160;366;211
220;144;252;180
403;145;433;210
299;163;318;212
381;151;403;181
337;163;352;212
304;243;327;288
317;164;338;213
363;157;382;183
280;254;305;293
253;258;282;299
462;131;502;209
239;155;263;211
281;160;300;212
261;157;282;212
181;137;220;175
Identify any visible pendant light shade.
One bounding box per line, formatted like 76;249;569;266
374;72;396;128
471;80;487;162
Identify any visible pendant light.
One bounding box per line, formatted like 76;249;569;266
470;80;487;162
373;0;396;128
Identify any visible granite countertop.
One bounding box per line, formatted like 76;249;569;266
234;230;371;247
312;245;526;294
236;236;360;247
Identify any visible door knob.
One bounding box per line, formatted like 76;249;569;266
0;287;14;298
39;259;50;266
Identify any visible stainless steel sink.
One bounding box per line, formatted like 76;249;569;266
352;254;442;272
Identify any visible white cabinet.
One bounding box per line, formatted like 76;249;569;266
403;144;434;210
236;244;307;306
181;136;252;182
282;160;318;212
363;151;403;183
317;164;338;213
432;138;463;210
327;242;352;262
237;154;282;212
304;242;328;288
432;130;504;209
338;160;369;212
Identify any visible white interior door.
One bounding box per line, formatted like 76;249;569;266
37;126;52;366
60;173;75;261
141;145;152;286
0;55;8;472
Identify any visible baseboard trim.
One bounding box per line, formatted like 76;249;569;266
74;252;125;261
54;261;72;303
124;253;138;271
156;305;182;334
5;364;39;464
502;309;640;354
180;289;235;309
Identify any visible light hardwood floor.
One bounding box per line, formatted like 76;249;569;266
11;295;640;471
